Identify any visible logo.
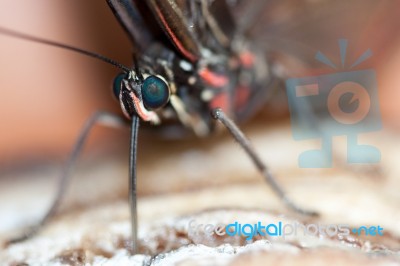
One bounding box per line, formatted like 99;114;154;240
188;219;384;241
286;39;382;168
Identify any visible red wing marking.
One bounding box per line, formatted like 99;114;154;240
210;92;230;114
199;68;229;88
234;85;251;109
153;4;199;63
239;51;255;68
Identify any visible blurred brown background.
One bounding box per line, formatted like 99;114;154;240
0;0;399;167
0;1;132;167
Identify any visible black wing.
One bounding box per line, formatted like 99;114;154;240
106;0;152;53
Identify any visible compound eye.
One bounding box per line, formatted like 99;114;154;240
112;73;126;100
141;75;170;110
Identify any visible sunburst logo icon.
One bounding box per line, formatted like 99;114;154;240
285;39;381;168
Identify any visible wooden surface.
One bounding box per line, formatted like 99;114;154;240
0;118;399;265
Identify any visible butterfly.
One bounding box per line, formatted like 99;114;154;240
1;0;398;253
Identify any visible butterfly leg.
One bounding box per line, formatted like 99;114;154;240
211;108;318;216
6;111;128;246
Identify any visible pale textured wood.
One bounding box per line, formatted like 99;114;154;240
1;119;399;265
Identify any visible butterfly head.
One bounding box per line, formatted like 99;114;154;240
113;70;171;124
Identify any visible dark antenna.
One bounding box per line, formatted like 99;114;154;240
0;26;131;73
